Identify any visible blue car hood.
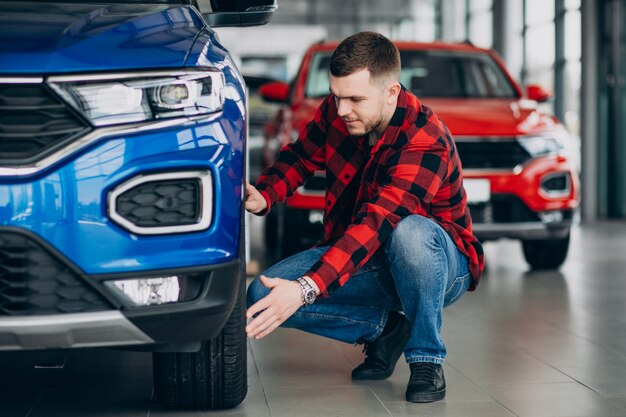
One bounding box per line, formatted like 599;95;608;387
0;2;207;74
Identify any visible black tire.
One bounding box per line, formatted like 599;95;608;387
522;233;570;270
152;283;247;410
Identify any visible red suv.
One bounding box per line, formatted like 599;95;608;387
259;41;579;270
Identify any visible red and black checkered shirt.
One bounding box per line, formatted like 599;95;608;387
256;89;484;296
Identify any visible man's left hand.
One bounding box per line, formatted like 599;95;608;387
245;275;304;339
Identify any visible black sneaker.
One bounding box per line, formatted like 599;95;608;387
405;362;446;403
351;312;411;380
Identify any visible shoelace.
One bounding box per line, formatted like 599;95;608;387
409;363;439;382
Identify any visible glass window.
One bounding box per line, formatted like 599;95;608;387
563;61;581;134
304;53;331;98
525;69;554;91
414;17;438;41
468;10;493;48
240;57;288;82
525;24;555;71
304;50;517;99
466;0;492;48
565;10;581;61
525;0;554;25
469;0;492;12
402;0;440;42
565;0;581;10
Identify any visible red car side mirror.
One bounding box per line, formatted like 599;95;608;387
526;84;553;103
259;81;290;104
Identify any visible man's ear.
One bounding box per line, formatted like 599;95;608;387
386;82;401;104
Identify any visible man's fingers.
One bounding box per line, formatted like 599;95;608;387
245;182;256;197
259;275;279;289
245;276;304;339
244;183;267;214
254;320;282;339
246;307;278;336
246;296;271;319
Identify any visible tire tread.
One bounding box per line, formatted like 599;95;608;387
153;283;247;410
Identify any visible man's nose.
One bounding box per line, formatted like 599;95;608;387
336;99;351;117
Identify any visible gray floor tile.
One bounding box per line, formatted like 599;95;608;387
384;401;517;417
447;345;573;385
5;221;626;417
482;382;626;417
263;385;391;417
366;363;492;403
614;398;626;409
332;340;367;368
559;366;626;397
520;341;626;369
250;328;356;387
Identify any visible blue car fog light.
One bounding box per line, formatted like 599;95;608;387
105;277;180;306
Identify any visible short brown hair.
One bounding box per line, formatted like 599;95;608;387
330;31;400;83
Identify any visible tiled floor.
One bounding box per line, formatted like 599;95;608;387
3;220;626;416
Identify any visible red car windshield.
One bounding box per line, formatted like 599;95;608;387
305;49;518;99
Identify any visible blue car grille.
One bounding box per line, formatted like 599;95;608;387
116;179;201;227
0;231;113;316
0;83;91;165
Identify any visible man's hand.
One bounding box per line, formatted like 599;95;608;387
245;182;267;214
246;275;318;339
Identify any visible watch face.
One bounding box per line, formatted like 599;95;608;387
304;290;316;304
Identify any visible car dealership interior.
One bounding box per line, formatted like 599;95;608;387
2;0;626;416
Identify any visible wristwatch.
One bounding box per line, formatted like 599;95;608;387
296;277;317;306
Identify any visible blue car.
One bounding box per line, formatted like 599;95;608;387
0;0;275;409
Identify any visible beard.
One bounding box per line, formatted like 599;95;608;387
345;115;384;138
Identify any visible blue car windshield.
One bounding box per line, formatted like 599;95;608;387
305;49;518;99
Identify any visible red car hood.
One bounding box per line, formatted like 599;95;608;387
293;97;560;138
420;98;559;137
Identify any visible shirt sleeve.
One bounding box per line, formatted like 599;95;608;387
254;97;330;214
304;134;450;296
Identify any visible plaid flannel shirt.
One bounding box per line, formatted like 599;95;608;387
256;88;484;296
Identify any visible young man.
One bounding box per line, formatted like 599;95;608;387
244;31;484;403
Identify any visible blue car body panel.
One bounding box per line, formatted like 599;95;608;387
0;2;246;275
0;3;213;73
0;113;244;273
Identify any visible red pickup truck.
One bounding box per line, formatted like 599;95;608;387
259;40;579;270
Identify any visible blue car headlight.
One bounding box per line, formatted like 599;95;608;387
48;69;225;126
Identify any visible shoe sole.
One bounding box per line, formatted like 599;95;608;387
351;368;395;381
405;389;446;403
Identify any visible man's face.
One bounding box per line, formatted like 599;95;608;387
329;68;387;137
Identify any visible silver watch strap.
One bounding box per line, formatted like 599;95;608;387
296;277;313;305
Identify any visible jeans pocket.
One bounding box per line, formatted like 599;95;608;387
443;273;470;307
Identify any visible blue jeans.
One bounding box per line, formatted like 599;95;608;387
247;215;471;364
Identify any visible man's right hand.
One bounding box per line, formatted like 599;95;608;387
245;182;268;214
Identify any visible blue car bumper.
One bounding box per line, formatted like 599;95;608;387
0;94;246;347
